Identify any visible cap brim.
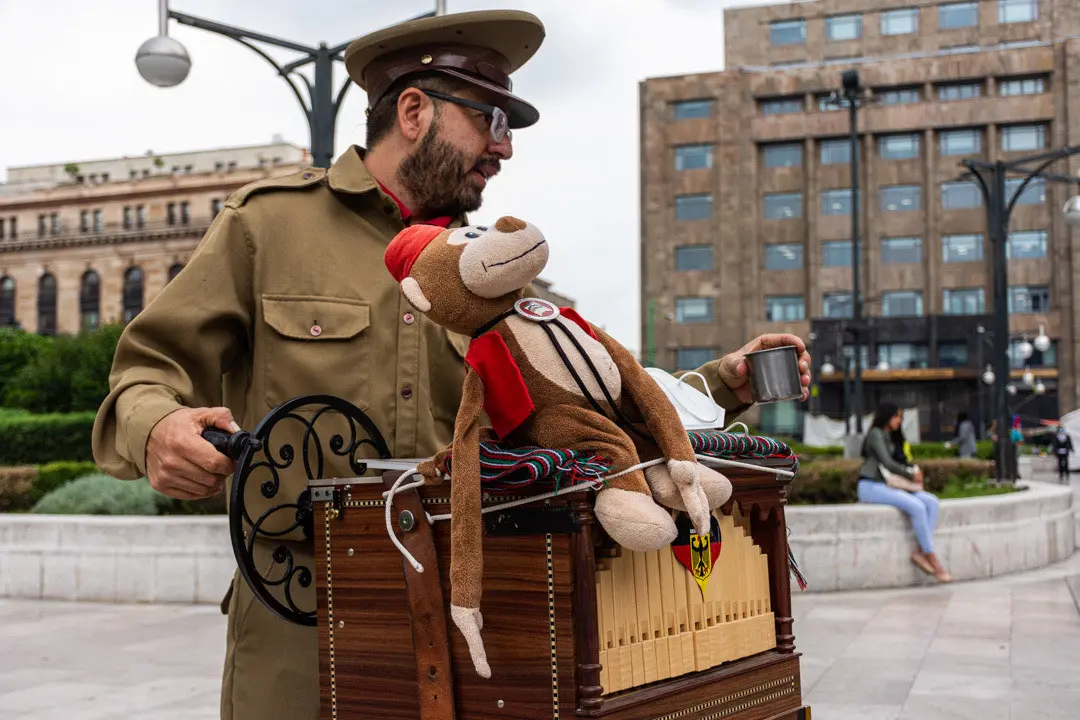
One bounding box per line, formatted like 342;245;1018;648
435;68;539;129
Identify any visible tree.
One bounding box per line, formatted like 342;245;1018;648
3;324;123;413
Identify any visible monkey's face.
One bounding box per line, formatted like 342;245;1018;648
400;216;549;336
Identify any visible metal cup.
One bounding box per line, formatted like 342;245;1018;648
744;345;803;404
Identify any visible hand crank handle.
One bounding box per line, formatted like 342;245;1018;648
201;427;262;460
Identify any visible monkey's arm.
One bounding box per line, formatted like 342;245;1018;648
591;325;695;463
448;366;492;678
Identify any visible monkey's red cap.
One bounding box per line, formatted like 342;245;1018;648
384;224;446;282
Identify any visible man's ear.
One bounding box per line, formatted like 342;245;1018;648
397;88;428;142
401;277;431;312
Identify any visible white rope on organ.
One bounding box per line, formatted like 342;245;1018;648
381;452;795;572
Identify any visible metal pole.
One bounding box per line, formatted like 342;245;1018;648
310;44;335;169
436;0;447;15
976;325;985;441
849;90;864;434
988;163;1014;482
158;0;169;35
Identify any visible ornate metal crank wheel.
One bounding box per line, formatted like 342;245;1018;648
204;394;390;626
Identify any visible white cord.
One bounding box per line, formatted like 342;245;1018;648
381;467;426;573
696;454;795;478
723;421;750;435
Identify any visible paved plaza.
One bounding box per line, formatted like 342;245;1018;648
2;468;1079;719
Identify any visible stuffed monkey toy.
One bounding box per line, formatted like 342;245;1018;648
383;216;732;678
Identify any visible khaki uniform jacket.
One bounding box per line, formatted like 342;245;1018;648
92;146;747;512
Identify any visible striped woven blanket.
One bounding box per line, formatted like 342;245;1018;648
434;430;798;493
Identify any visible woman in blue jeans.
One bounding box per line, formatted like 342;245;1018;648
858;402;952;582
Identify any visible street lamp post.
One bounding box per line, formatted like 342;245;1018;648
135;0;444;168
961;145;1080;482
842;70;865;434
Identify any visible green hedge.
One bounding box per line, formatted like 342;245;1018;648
786;440;995;461
31;460;100;504
31;474;170;516
788;458;997;505
0;412;96;466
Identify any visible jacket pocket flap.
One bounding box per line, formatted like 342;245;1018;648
262;295;370;340
446;329;471;359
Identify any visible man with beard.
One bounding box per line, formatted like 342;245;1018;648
92;9;810;720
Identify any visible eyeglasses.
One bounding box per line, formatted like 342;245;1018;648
423;90;511;143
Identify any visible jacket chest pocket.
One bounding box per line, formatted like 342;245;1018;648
261;295;371;411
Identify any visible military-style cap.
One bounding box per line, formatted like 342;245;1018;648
344;9;545;129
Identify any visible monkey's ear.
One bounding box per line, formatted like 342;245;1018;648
401;277;431;312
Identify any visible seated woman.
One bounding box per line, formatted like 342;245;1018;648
858;402;952;583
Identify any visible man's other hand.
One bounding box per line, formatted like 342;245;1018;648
146;407;239;500
718;334;812;404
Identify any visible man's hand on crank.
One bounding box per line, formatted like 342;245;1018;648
146;407;239;500
717;334;812;404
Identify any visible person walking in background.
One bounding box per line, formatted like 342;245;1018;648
1049;424;1074;483
858;402;952;583
946;412;978;459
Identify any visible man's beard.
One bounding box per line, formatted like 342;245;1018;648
397;117;495;219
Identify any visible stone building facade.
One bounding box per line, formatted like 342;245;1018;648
0;142;573;337
640;0;1080;437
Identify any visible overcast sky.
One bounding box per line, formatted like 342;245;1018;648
0;0;762;354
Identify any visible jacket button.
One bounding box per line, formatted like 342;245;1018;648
401;385;413;399
403;313;414;325
310;325;322;337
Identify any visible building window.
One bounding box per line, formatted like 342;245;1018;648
826;14;862;41
943;288;986;314
122;267;144;324
675;245;714;271
211;198;223;217
822;188;859;216
37;273;57;336
764;243;804;271
93;209;102;233
877;87;921;105
136;205;146;228
940;128;981;156
1006;177;1045;205
168;263;185;282
764;193;803;220
765;295;805;321
674;144;712;171
882;237;922;264
999;0;1037;23
999;76;1046;96
941;181;983;208
673;100;712;120
763;143;803;168
878;134;920;160
37;214;46;237
1007;230;1047;259
822;292;853;319
675;194;713;222
1008;285;1050;313
676;347;715;370
882;8;918;35
769;19;806;45
822;240;852;267
939;2;978;29
167;202;177;225
760;97;804;115
80;210;89;233
50;213;59;235
938;342;969;368
80;270;100;333
818;94;842;112
943;233;984;262
937;82;982;100
1002;124;1046;152
879;343;930;369
123;206;132;229
675;297;713;323
8;217;15;238
180;201;190;225
819;138;851;165
0;276;14;327
882;291;924;317
880;185;921;212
